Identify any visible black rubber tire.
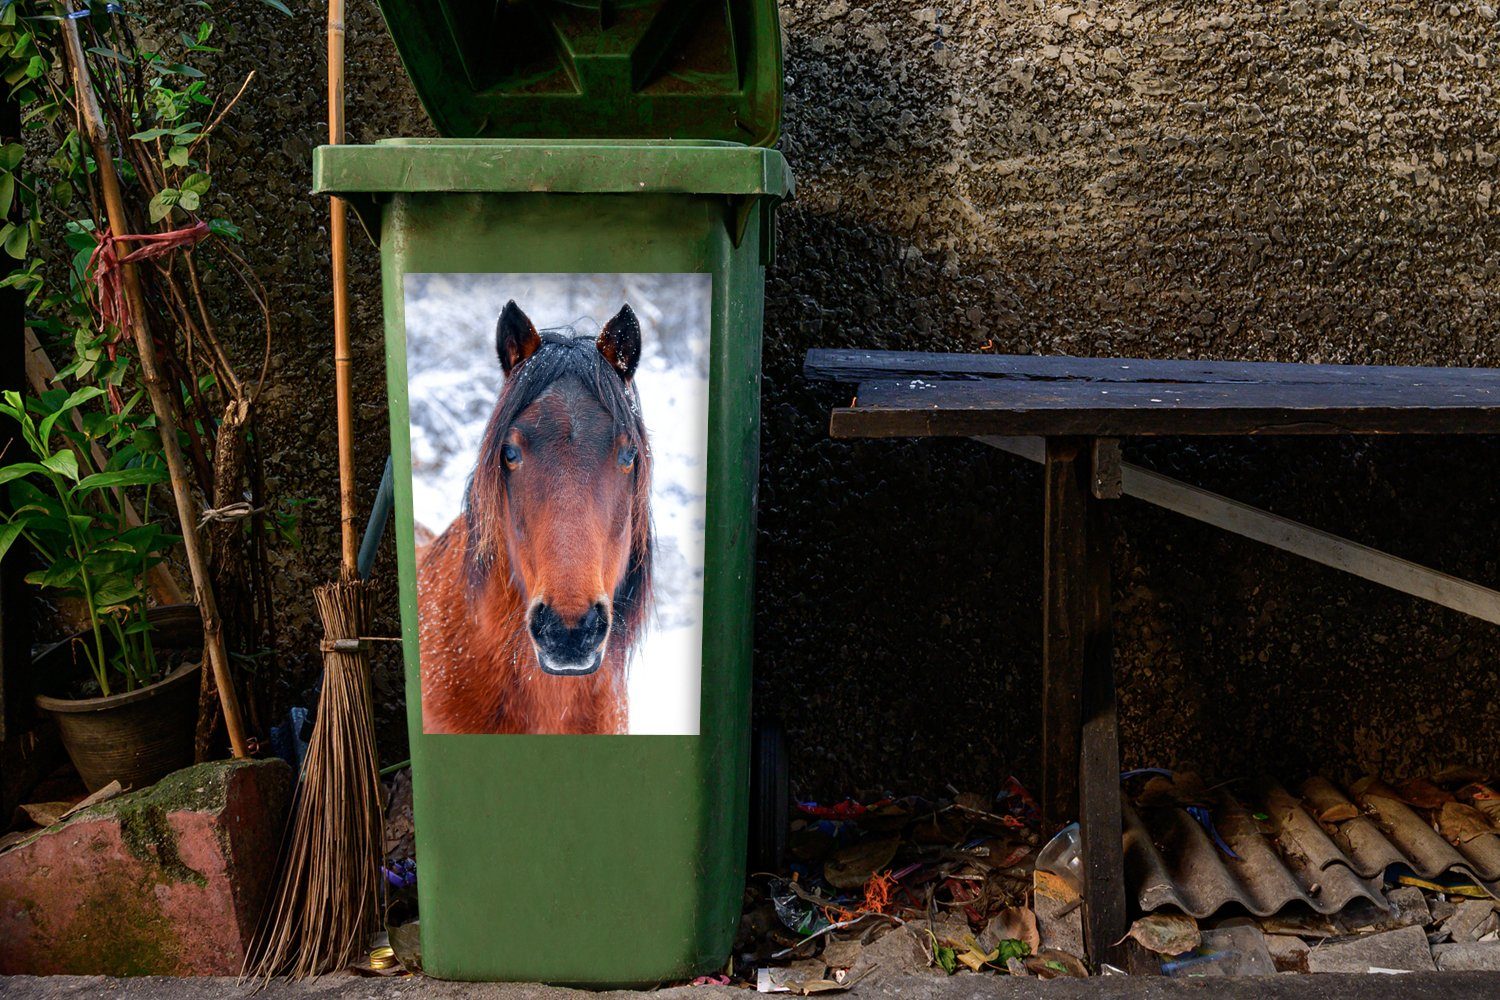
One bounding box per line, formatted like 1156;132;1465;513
748;719;789;873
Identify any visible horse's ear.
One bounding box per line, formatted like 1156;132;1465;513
497;300;541;376
597;304;641;381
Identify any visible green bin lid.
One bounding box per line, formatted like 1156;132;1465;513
372;0;783;145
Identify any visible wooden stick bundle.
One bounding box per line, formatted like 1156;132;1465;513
60;5;248;758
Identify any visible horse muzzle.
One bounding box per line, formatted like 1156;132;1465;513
528;600;609;676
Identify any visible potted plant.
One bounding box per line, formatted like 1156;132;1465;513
0;385;199;791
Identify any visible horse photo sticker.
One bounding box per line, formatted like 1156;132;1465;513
404;273;711;735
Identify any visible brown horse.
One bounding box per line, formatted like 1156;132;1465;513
418;301;653;734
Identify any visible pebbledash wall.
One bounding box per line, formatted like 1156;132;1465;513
190;1;1499;795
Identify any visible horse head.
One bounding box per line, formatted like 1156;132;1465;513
465;300;652;676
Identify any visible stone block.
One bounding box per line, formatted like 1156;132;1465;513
0;758;290;975
1305;924;1436;974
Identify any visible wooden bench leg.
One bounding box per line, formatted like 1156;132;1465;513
1041;438;1085;832
1043;437;1127;968
1079;492;1127;966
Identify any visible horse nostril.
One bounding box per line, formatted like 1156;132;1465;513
578;602;607;639
529;603;563;645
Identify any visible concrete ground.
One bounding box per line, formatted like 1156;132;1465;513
3;974;1500;1000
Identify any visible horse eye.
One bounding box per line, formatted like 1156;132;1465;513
502;443;522;467
618;445;637;470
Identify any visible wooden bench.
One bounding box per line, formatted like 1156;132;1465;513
804;348;1500;966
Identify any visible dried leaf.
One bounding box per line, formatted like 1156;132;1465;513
988;906;1040;955
1396;778;1454;811
1025;949;1088;978
825;837;899;889
1123;913;1200;956
1353;776;1402;803
955;946;990;973
1136;772;1210;808
1438;801;1497;845
59;780;124;820
1432;765;1488;786
1458;783;1500;824
18;802;69;828
1315;801;1360;823
1136;776;1179;807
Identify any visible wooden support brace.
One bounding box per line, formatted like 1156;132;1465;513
977;435;1500;627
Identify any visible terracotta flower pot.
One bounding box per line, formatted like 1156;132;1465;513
33;604;203;792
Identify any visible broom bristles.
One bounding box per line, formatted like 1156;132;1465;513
244;579;383;980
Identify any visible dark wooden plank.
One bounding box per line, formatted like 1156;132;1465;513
806;348;1500;391
1041;438;1086;833
831;377;1500;437
1079;491;1127;968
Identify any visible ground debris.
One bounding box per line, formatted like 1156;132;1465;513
1433;941;1500;971
1306;924;1437;973
1124;912;1199;956
1441;899;1499;943
740;783;1065;985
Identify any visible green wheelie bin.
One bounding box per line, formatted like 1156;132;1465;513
312;0;791;985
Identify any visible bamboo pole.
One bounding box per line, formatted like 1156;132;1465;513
61;8;248;758
24;330;188;607
328;0;358;576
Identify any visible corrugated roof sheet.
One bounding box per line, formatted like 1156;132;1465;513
1124;777;1500;920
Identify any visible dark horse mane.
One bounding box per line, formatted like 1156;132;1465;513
460;327;654;652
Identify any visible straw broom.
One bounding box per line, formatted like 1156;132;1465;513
244;0;383;977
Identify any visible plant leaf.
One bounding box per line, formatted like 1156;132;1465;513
37;385;105;444
76;467;166;491
0;518;24;562
147;188;178;222
2;218;26;258
0;461;52;485
26;556;81;589
41;450;79;481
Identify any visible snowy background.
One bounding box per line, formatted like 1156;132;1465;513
404;272;711;735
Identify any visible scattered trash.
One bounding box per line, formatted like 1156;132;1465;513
740;785;1054;986
1035;822;1081;888
824;836;899;890
378;763;1500;985
1162;925;1274;977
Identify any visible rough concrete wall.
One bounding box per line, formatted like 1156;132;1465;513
193;1;1498;793
760;0;1500;796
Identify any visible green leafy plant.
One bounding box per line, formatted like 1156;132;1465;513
0;386;179;695
0;1;292;742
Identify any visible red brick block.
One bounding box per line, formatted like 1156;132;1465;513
0;758;291;975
